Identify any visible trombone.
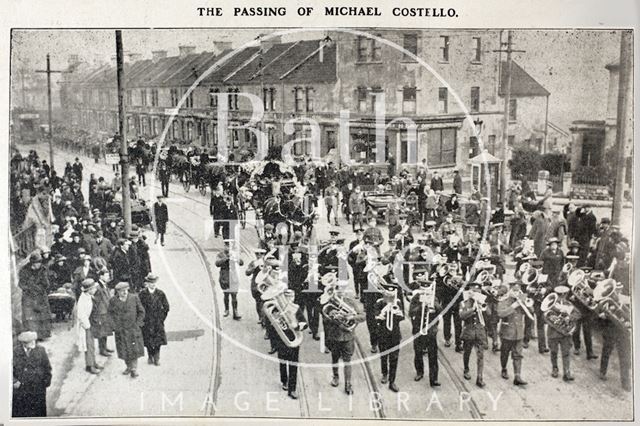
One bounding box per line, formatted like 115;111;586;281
511;287;535;321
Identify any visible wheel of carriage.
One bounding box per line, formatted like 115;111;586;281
366;207;378;223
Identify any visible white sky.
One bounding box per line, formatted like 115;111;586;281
11;29;622;129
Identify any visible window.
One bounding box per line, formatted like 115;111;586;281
356;36;381;62
140;89;147;106
170;88;179;107
403;34;418;59
508;135;515;146
371;37;381;61
440;35;450;62
185;90;194;109
209;88;219;108
472;37;482;62
295;87;305;112
400;130;417;163
126;90;132;106
186;121;194;141
370;87;384;112
426;127;456;166
438;87;448;113
269;88;276;111
487;135;496;155
292;127;312;156
151;89;159;107
326;130;336;150
305;88;314;112
357;87;368;113
535;137;543;153
509;99;517;121
402;87;416;114
356;36;369;62
153;118;161;136
469;136;479;157
470;86;480;112
262;87;276;111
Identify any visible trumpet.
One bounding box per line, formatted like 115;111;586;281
593;279;631;329
261;286;304;348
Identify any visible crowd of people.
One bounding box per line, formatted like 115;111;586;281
11;143;632;416
12;148;171;417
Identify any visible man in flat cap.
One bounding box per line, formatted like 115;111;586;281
139;275;170;366
108;282;146;378
216;240;244;320
19;252;52;340
13;331;52;417
152;195;169;246
76;279;102;374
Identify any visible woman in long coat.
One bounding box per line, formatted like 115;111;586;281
108;282;145;378
19;253;52;340
138;275;170;366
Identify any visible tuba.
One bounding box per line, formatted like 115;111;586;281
320;284;358;332
541;292;581;336
261;285;304;348
567;269;597;311
593;279;631;329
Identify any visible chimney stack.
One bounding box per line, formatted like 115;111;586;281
128;53;142;63
212;41;233;54
259;35;282;52
152;50;168;63
178;45;196;57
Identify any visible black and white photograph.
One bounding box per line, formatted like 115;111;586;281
6;24;635;422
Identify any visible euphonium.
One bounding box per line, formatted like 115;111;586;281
593;279;631;329
320;285;358;332
567;269;597;311
540;292;580;335
521;267;540;286
261;286;304;348
562;262;574;275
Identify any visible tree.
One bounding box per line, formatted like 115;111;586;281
508;148;540;178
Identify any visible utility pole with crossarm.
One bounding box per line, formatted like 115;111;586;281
36;54;66;171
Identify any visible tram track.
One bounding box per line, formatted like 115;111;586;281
169;219;222;416
49;146;384;419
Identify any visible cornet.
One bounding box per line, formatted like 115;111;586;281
377;292;403;331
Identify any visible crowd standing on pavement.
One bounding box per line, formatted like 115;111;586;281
11;148;170;417
11;141;631;415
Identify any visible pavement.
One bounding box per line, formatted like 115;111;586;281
24;143;634;420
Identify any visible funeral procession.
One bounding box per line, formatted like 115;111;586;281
8;28;633;420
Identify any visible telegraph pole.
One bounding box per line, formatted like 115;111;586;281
116;30;132;234
36;54;64;171
611;31;632;226
494;31;525;204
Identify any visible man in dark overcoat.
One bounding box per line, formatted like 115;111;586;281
138;275;170;366
108;282;146;378
152;195;169;246
109;239;131;284
12;331;52;417
91;267;114;356
19;253;52;340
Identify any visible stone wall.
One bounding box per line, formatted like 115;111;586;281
570;183;612;200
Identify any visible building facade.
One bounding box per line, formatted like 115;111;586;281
58;30;551;192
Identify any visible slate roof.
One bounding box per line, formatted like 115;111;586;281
64;38;337;89
499;60;550;98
